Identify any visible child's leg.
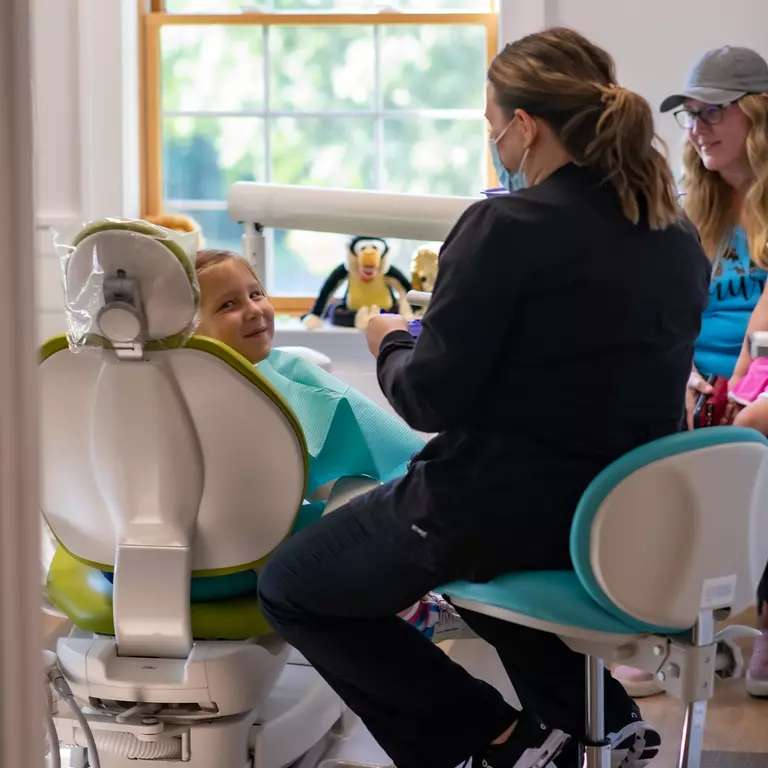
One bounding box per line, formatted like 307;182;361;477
733;397;768;434
398;593;476;643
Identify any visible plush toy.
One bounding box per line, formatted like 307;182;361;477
410;246;439;316
144;212;205;249
303;236;413;330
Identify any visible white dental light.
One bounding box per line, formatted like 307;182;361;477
227;182;477;284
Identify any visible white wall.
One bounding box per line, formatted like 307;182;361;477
33;0;768;343
499;0;768;172
33;0;139;343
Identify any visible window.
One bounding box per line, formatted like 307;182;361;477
140;0;498;310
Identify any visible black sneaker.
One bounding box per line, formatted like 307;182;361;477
471;710;570;768
607;720;661;768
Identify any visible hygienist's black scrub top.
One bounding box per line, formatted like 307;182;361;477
369;163;710;581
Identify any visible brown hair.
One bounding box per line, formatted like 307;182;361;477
195;249;265;292
488;27;680;230
680;94;768;266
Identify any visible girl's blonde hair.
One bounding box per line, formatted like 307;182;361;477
488;27;680;230
680;94;768;267
195;249;265;292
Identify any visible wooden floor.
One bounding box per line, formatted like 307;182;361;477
637;607;768;767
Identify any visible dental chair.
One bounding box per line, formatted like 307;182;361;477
41;219;352;767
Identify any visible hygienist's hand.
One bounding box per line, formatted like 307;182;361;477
366;313;409;358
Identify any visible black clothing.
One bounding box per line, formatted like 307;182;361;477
258;163;710;768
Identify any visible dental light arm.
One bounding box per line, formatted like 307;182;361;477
406;291;432;309
227;182;477;285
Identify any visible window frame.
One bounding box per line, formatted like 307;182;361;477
139;0;499;313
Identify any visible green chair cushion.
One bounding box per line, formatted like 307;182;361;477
47;546;275;640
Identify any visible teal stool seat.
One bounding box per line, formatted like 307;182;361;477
443;571;689;637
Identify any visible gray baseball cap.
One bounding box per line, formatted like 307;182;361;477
660;45;768;112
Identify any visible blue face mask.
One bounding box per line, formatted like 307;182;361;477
489;118;529;193
489;140;512;191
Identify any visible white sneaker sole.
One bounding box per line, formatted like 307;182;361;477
516;730;570;768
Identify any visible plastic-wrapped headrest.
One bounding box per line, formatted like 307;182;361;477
55;218;201;353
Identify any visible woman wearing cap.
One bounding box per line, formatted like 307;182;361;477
258;27;709;768
612;45;768;700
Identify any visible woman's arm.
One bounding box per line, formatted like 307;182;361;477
376;202;516;433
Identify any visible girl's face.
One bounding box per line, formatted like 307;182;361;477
197;259;275;363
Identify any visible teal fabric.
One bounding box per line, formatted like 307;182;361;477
443;571;656;635
695;227;767;378
445;428;768;637
257;348;426;494
570;426;768;633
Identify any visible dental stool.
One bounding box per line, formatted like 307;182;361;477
442;428;768;768
41;219;348;767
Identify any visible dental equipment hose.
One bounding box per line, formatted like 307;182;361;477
45;655;101;768
43;683;61;768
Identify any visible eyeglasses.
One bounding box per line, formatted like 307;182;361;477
673;101;736;129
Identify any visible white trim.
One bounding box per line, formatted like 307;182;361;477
0;1;45;764
36;211;84;231
76;0;140;221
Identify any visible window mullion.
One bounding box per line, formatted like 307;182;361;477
373;24;383;190
263;23;274;292
263;24;271;183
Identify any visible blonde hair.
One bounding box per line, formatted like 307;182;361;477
680;93;768;266
488;27;680;230
195;249;266;292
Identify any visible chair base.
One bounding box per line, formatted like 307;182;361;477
53;652;347;768
677;701;708;768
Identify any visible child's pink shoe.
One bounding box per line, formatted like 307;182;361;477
612;666;663;698
746;628;768;697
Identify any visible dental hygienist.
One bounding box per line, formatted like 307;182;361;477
258;26;710;768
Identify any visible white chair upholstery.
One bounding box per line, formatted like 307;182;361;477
42;219;348;768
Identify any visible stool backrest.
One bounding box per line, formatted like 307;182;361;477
571;428;768;631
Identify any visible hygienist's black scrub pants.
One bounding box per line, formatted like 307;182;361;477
257;489;640;768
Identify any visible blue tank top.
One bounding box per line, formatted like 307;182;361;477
694;227;766;378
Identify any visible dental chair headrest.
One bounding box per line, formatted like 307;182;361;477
57;218;201;353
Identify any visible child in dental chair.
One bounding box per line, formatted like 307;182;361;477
192;248;472;644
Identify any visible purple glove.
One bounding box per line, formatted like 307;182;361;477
408;319;422;340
